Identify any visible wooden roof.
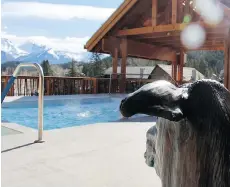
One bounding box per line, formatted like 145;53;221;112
85;0;138;51
85;0;230;54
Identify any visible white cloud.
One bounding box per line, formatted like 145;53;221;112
2;32;90;53
2;2;115;21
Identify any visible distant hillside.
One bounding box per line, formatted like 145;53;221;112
186;51;224;78
1;50;224;80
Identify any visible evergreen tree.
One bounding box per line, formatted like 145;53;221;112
67;59;78;77
90;52;104;76
41;60;53;76
82;55;113;77
186;51;224;78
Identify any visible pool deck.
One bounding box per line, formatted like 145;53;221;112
2;120;161;187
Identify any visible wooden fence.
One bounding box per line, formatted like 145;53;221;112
1;75;178;96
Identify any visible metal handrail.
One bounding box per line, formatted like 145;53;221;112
1;63;44;143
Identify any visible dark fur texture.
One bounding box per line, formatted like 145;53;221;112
120;80;230;187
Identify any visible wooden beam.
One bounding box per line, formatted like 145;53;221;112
149;40;224;47
102;37;176;62
116;23;187;36
172;0;177;24
139;44;224;52
185;46;225;51
138;35;225;43
85;0;138;51
116;21;229;37
132;29;227;41
152;0;157;26
117;27;153;36
131;31;181;39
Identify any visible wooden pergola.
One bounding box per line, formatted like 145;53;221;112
85;0;230;92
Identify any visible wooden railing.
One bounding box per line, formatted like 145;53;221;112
1;75;178;96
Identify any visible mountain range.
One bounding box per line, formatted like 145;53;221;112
1;38;91;64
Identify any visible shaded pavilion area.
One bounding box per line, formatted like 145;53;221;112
85;0;230;92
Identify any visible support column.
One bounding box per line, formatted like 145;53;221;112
152;0;157;26
120;38;127;93
173;61;177;81
46;78;50;95
171;61;177;82
171;52;177;83
224;42;228;88
172;0;177;24
178;50;184;84
112;47;118;79
224;29;230;90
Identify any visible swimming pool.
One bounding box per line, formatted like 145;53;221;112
2;95;151;130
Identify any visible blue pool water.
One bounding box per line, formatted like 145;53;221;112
2;96;149;130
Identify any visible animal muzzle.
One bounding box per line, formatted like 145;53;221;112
119;98;131;117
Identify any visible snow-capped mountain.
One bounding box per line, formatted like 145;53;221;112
16;48;60;63
1;38;28;59
19;41;48;54
1;38;91;64
1;51;15;62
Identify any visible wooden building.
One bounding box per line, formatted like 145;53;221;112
84;0;230;92
104;64;204;82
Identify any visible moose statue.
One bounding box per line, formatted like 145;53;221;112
120;80;230;187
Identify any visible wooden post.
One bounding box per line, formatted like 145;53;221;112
171;63;174;80
80;80;85;94
112;47;118;79
5;76;10;96
46;78;50;95
92;78;98;94
228;29;230;90
173;61;177;81
10;79;14;96
171;52;177;82
120;38;127;93
172;0;177;24
152;0;157;26
177;0;183;23
178;50;184;84
224;30;230;90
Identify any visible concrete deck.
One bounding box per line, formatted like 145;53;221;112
2;121;161;187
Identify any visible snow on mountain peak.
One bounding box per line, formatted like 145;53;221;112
19;41;48;54
1;38;91;64
1;38;28;58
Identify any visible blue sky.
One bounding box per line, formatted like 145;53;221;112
1;0;123;53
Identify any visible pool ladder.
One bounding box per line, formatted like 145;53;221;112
1;63;44;143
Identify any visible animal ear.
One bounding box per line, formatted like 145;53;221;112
147;105;184;122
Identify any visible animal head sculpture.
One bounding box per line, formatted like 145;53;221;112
120;80;230;187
